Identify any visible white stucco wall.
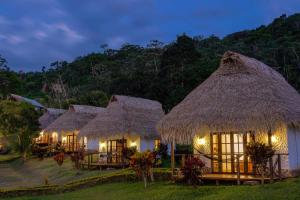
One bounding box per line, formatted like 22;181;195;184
287;127;300;173
140;139;156;152
87;138;99;151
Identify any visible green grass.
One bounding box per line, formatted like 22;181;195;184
0;153;20;162
3;177;300;200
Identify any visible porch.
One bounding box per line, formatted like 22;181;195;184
80;151;128;169
172;153;288;184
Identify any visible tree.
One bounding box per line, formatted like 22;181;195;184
130;151;156;188
180;157;205;187
0;100;40;161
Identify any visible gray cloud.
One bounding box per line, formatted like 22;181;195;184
0;0;299;71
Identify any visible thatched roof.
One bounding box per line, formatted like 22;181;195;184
79;95;165;139
9;94;44;109
39;108;66;129
44;105;104;133
157;51;300;144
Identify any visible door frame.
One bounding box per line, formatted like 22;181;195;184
106;139;127;163
210;132;255;174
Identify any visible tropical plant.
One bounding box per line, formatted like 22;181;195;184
180;157;205;187
130;151;156;188
122;146;137;162
246;141;275;184
0;100;40;161
53;152;65;167
70;147;85;169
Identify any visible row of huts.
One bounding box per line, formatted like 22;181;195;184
31;51;300;177
36;95;164;164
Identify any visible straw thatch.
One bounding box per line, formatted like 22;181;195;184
157;51;300;144
9;94;44;109
39;108;66;129
44;105;104;133
79;95;165;139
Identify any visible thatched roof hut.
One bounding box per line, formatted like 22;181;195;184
157;51;300;144
39;108;66;129
9;94;44;109
79;95;165;139
44;105;104;133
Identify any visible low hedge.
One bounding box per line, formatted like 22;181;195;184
0;168;172;198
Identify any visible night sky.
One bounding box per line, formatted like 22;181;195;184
1;0;300;71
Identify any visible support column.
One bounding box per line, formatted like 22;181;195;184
268;129;274;183
171;138;175;176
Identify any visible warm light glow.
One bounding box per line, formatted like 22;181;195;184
40;131;44;136
100;142;106;149
62;136;67;143
197;138;206;145
130;141;137;147
271;135;278;144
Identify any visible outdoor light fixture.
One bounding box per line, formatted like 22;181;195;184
130;141;137;147
271;135;278;144
197;138;206;145
100;142;106;149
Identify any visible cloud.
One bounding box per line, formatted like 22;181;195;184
0;0;300;71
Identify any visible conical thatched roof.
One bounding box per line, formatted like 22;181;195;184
157;51;300;144
44;105;104;133
79;95;165;139
39;108;66;129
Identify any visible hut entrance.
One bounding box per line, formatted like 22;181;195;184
107;139;127;163
211;132;254;174
66;134;78;152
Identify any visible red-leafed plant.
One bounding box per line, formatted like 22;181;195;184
53;152;64;167
181;157;205;186
130;151;156;188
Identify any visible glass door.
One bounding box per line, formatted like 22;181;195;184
211;132;254;174
107;139;127;163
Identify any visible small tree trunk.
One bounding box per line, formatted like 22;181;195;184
149;168;154;182
22;151;27;162
142;171;147;188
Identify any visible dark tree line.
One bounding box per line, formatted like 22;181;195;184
1;13;300;111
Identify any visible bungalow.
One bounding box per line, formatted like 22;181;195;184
36;108;66;144
9;94;45;111
157;51;300;178
42;105;104;152
79;95;165;164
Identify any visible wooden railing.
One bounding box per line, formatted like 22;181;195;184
82;152;128;169
174;153;288;181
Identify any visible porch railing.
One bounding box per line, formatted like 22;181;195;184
82;152;128;169
174;153;288;181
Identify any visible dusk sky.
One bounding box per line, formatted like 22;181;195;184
1;0;300;71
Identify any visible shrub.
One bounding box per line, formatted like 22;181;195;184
246;141;275;184
122;147;137;162
53;152;64;167
154;143;168;159
180;157;205;186
70;147;85;169
130;151;156;188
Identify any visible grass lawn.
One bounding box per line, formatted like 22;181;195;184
0;156;118;189
3;177;300;200
0;153;20;162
